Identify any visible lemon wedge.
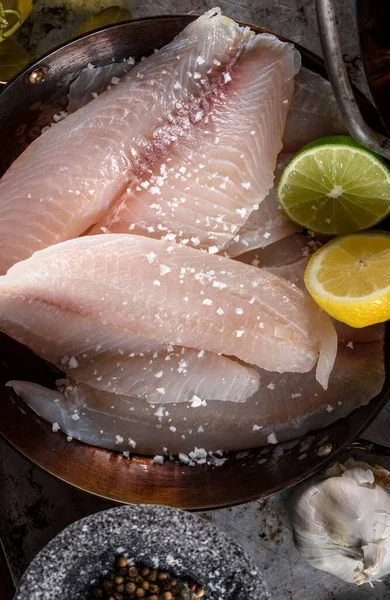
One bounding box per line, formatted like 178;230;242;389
304;232;390;327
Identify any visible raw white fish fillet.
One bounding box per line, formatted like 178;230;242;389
0;234;337;387
93;32;300;250
236;233;314;268
225;65;350;258
245;234;384;345
0;306;259;405
8;333;384;454
64;344;260;404
223;154;298;257
283;67;348;153
0;9;270;273
67;60;135;113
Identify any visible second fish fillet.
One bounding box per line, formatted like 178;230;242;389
0;234;337;388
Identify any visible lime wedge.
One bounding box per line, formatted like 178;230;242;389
277;135;390;235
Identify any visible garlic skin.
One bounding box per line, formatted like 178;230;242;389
289;459;390;585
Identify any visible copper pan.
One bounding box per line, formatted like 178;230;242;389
0;15;388;510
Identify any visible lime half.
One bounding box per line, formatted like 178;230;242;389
277;136;390;235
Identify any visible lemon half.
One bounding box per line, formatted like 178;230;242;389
304;232;390;327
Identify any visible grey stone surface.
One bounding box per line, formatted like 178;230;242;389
13;504;269;600
2;1;388;599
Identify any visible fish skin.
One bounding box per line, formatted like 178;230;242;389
0;10;252;274
7;336;384;454
92;33;300;251
283;67;348;153
0;234;337;384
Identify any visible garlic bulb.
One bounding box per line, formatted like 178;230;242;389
289;459;390;585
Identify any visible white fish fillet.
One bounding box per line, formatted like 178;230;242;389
8;335;384;454
65;344;259;404
249;235;384;345
67;61;135;113
283;67;348;153
93;32;300;250
236;233;314;268
0;234;337;386
226;64;350;258
0;9;274;273
223;154;298;257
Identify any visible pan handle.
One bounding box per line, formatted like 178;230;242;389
316;0;390;159
349;439;390;457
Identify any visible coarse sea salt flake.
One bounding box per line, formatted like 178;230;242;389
197;350;205;358
156;387;166;394
170;426;177;432
208;246;219;254
146;252;156;264
252;424;262;431
267;432;278;444
347;341;354;349
196;55;205;65
191;395;203;407
71;413;80;421
235;330;245;338
174;81;182;89
224;72;232;83
217;307;224;316
155;370;163;378
242;182;251;190
153;279;160;286
115;435;124;444
52;422;60;433
159;264;171;276
202;298;213;306
68;356;79;369
267;382;275;390
235;308;244;315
